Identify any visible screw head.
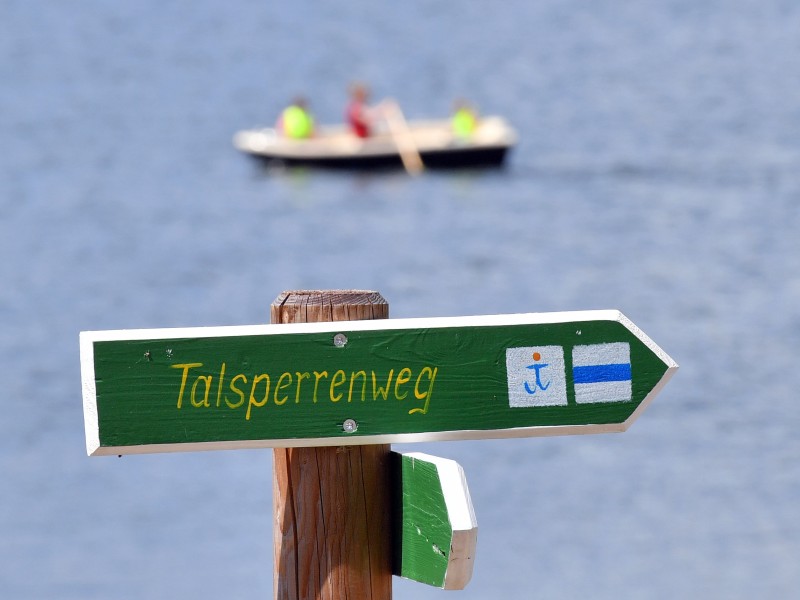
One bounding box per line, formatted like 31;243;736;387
333;333;348;348
342;419;358;433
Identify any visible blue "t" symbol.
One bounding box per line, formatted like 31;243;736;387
524;362;551;395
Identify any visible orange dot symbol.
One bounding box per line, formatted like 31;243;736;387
532;352;541;361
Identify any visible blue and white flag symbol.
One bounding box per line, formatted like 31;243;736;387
572;342;632;404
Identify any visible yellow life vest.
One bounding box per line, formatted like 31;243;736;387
282;105;314;139
452;108;477;137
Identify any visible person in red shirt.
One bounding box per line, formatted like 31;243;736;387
346;83;373;138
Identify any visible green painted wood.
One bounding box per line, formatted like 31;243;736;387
80;311;677;455
393;453;450;587
391;451;476;589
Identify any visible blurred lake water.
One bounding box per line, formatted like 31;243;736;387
2;1;799;598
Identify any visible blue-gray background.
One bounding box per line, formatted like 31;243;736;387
2;1;799;598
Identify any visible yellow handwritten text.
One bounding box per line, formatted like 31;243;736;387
170;363;438;420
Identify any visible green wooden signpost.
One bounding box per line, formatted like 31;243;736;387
393;452;476;590
81;310;676;456
81;291;677;599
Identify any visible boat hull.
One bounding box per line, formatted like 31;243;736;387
245;144;510;170
233;117;516;171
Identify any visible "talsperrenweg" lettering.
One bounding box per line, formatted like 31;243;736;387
171;362;439;420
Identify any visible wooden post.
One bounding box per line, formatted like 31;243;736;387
271;290;392;600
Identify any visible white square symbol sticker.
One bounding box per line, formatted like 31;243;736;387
506;346;568;407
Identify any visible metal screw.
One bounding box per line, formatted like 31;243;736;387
342;419;358;433
333;333;348;348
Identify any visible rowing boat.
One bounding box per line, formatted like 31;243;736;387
232;116;517;170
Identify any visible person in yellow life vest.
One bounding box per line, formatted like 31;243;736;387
278;97;314;139
451;100;478;138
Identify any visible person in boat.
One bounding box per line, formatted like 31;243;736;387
277;97;315;139
346;83;376;138
451;99;478;137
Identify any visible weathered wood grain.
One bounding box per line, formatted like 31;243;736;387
272;291;392;600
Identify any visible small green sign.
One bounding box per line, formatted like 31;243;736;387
393;452;476;589
80;310;677;455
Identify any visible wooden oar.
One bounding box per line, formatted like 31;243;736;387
383;100;424;175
